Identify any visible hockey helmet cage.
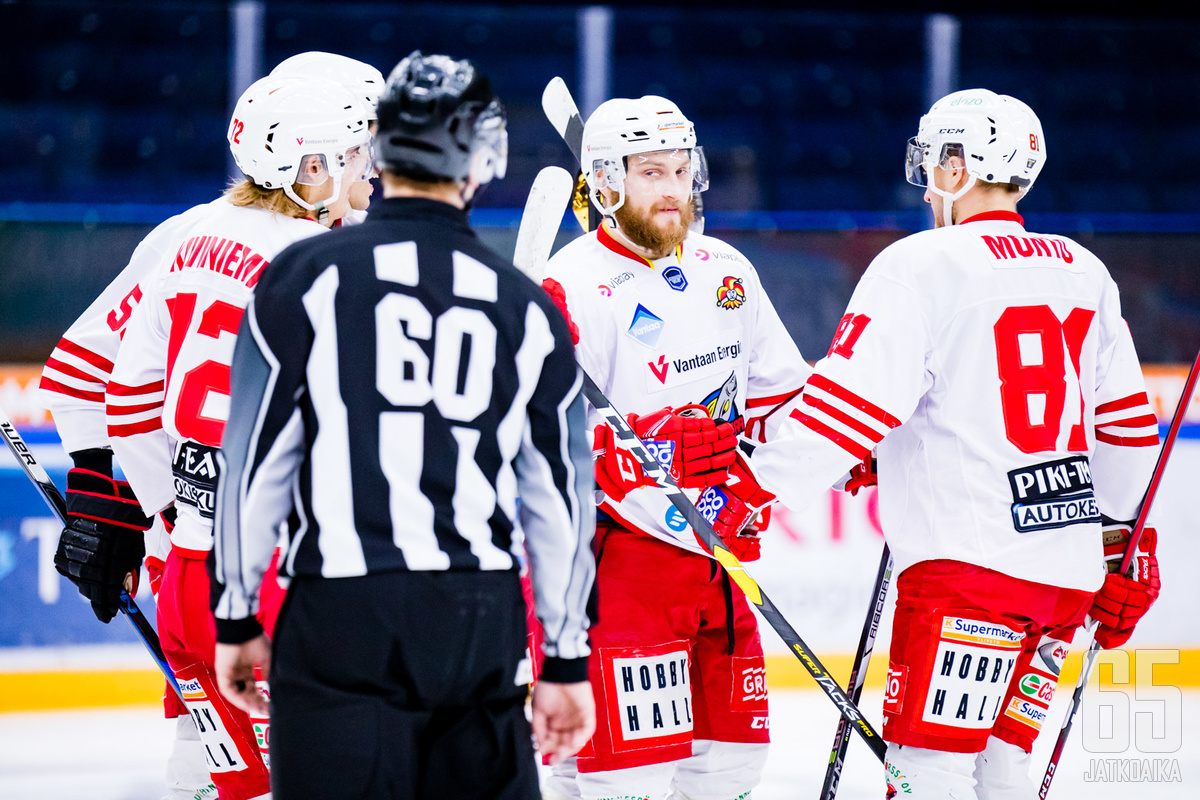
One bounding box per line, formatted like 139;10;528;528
374;50;507;186
581;95;707;217
228;75;372;219
270;51;386;121
906;88;1046;196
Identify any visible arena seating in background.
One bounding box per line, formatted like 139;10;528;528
2;3;1198;215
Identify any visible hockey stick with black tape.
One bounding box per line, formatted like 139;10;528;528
1039;348;1200;799
541;76;705;235
820;544;893;799
0;404;184;701
512;173;886;762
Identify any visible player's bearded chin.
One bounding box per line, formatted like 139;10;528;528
615;196;694;256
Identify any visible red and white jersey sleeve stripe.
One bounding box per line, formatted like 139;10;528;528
41;337;113;404
1094;392;1159;448
105;379;166;438
790;374;901;459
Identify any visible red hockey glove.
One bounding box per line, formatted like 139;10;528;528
699;451;776;562
1090;524;1160;649
541;278;579;345
593;423;657;502
627;405;737;490
54;465;152;623
844;453;877;496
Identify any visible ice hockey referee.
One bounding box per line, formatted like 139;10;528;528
209;51;596;799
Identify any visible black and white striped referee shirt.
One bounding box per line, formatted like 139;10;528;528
210;197;594;677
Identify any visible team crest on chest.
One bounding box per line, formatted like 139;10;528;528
716;276;745;309
662;266;688;292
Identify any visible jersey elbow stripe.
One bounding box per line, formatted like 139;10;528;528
1095;392;1150;416
790;409;871;459
806;374;901;429
44;356;108;386
1095;430;1160;447
38;376;105;403
55;338;115;374
106;399;164;416
801;393;887;444
107;417;163;437
108;380;166;396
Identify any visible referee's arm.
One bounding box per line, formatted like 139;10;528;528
514;297;596;684
211;256;313;646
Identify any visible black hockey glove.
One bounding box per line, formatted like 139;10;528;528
54;456;152;623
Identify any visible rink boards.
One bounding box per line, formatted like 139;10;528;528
3;364;1198;709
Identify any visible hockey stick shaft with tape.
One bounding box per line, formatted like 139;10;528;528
1039;348;1200;798
513;171;887;762
820;544;893;799
0;405;183;701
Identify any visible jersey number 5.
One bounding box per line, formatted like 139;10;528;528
994;305;1094;454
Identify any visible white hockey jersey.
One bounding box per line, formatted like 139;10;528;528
106;199;326;552
39;203;211;452
545;223;812;556
753;210;1160;592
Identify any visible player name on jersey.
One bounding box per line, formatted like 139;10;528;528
172;235;269;288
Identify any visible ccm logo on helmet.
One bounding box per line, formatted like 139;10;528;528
939;128;965;134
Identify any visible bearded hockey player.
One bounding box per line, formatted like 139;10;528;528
736;89;1162;799
45;73;371;800
540;96;812;800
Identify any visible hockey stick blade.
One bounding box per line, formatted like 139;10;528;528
513;166;574;283
820;545;893;799
581;373;887;761
542;76;584;163
1039;348;1200;799
0;406;183;701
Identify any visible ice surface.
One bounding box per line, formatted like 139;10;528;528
0;687;1195;799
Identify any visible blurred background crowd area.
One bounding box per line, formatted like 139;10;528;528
2;0;1198;364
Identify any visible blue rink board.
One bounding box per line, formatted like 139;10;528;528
1;424;1195;649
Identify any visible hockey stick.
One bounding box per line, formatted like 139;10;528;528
513;173;887;762
1038;349;1200;799
819;544;893;799
513;166;574;278
0;405;184;701
541;76;705;235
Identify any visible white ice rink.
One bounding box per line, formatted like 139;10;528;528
0;686;1195;799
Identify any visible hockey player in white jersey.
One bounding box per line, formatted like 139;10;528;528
732;89;1162;799
46;73;371;800
540;96;813;800
270;51;385;223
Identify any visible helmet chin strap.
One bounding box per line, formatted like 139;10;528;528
928;172;977;227
284;176;343;227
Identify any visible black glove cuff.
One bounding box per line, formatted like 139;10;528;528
539;656;589;684
216;616;264;645
69;448;114;476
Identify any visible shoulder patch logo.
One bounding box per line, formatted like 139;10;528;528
662;266;688;292
716;276;746;310
627;304;665;348
695;248;710;261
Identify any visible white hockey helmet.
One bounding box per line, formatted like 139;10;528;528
228;75;372;221
581;95;708;217
270;51;385;121
905;88;1046;226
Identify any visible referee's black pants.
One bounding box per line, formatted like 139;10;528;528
268;569;538;799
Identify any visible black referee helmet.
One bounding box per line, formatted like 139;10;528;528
374;50;508;187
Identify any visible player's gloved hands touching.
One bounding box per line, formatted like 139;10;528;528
54;460;151;623
702;451;776;562
1090;523;1160;649
541;278;579;345
593;405;737;502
